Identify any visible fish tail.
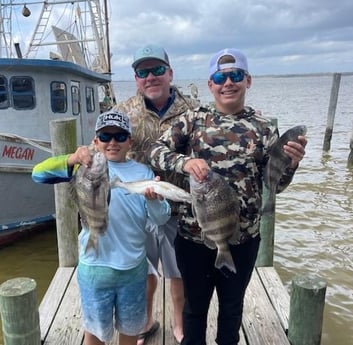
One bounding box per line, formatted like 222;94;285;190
84;235;98;255
215;250;237;273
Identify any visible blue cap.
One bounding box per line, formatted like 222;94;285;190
132;44;170;69
95;110;132;134
209;48;248;78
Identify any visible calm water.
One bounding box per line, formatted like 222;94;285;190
1;75;353;345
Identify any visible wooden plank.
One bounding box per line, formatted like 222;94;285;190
164;278;178;344
39;267;75;342
149;276;164;345
42;269;84;345
242;271;290;345
256;267;290;332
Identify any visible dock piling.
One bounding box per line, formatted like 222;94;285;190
0;277;40;345
256;118;278;267
323;73;341;152
288;274;327;345
50;118;79;267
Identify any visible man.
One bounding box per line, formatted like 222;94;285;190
148;48;307;345
114;44;199;344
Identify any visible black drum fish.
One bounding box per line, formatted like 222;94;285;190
262;125;307;215
189;170;240;273
70;149;110;253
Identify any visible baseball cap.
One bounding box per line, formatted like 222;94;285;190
132;44;170;69
95;110;132;134
209;48;248;78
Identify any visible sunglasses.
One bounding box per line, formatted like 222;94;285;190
211;69;247;85
135;65;168;78
97;132;130;143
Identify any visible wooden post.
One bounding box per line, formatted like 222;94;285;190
323;73;341;152
0;277;40;345
256;117;278;267
50;118;79;267
348;129;353;168
288;274;327;345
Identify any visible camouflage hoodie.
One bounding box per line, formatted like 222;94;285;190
114;86;199;211
149;106;296;243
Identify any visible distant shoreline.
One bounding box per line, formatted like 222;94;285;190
114;71;353;82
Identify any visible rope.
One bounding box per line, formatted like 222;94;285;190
0;133;52;153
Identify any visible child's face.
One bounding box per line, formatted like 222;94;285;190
93;126;132;162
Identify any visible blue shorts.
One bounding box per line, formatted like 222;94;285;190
77;259;148;341
146;216;181;278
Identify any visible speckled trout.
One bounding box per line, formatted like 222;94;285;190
70;150;110;253
190;170;240;273
110;177;192;203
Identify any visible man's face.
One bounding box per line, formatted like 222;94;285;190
134;59;173;105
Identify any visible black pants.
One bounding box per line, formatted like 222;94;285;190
175;233;260;345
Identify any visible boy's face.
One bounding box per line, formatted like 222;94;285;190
93;126;132;162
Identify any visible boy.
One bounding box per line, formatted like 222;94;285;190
32;110;171;345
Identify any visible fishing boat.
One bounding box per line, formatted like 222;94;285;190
0;0;115;246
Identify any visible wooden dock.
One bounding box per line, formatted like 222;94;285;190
39;265;291;345
1;119;323;345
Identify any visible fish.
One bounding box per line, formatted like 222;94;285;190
189;170;240;273
110;176;192;203
70;149;110;253
262;125;307;215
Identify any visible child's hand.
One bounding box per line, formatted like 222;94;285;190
67;146;92;167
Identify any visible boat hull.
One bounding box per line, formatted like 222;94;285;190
0;58;111;245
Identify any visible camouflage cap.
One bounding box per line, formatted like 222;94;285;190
95;110;132;134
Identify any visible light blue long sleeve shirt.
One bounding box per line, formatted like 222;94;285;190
32;156;171;270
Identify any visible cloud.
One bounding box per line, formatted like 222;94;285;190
106;0;353;79
5;0;353;80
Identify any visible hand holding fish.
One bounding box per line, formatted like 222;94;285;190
283;135;307;168
68;145;93;168
144;176;164;201
183;158;210;182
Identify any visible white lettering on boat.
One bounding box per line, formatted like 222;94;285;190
2;145;35;160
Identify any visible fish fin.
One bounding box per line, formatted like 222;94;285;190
109;176;122;189
203;237;217;250
84;234;99;256
69;177;79;203
228;230;241;245
215;251;237;273
107;188;111;205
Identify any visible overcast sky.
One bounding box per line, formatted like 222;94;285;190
105;0;353;80
6;0;353;80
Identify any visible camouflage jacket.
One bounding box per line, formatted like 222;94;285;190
149;106;296;243
114;86;199;212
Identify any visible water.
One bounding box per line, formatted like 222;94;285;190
1;75;353;344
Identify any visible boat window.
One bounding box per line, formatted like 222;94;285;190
10;77;35;110
0;76;9;109
51;82;67;113
86;86;95;113
71;84;81;115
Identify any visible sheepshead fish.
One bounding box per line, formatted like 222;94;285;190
262;125;307;214
70;150;110;253
110;177;192;203
190;170;240;273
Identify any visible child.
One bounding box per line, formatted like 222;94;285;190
32;110;171;345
